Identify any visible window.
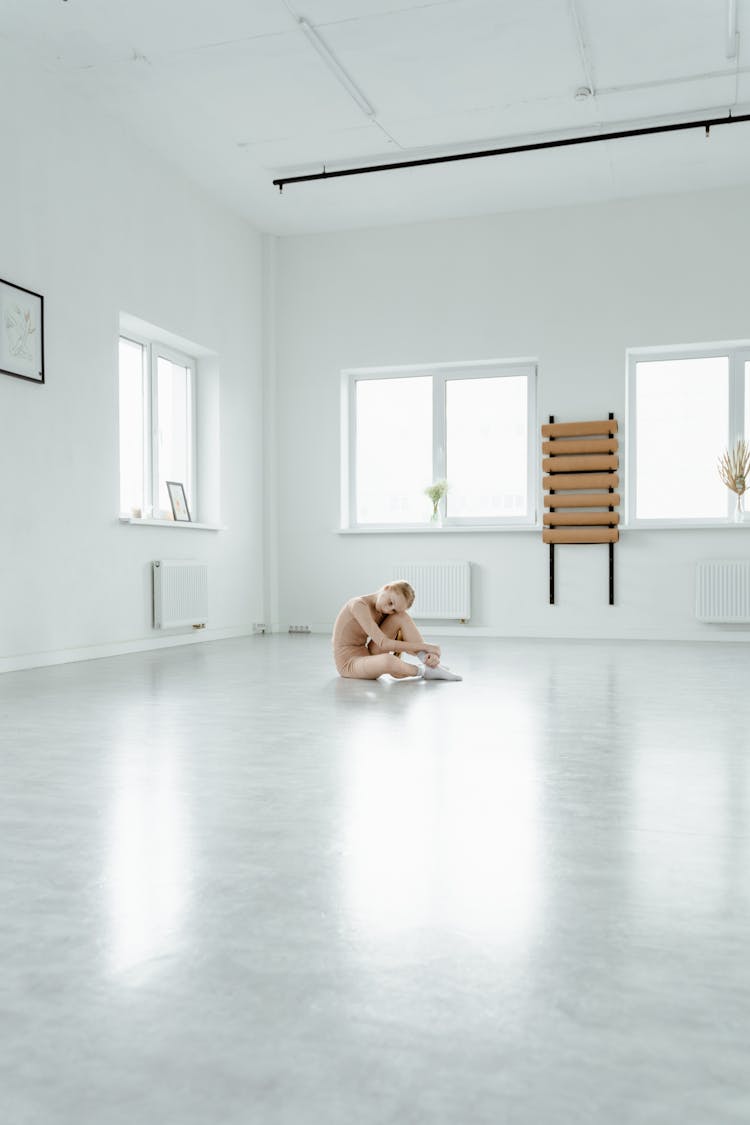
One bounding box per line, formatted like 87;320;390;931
119;334;196;520
344;361;537;528
627;345;749;524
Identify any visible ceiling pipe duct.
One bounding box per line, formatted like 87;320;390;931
297;17;376;119
727;0;739;58
273;110;750;191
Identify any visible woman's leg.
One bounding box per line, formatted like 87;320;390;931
344;652;420;680
368;612;425;656
370;613;462;680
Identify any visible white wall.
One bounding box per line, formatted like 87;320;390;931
274;187;750;641
5;46;748;660
0;59;264;671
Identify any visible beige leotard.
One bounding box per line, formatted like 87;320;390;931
332;594;388;677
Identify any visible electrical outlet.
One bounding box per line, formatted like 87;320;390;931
288;625;311;634
252;623;267;634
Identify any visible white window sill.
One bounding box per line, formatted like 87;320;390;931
119;517;226;531
341;521;750;534
338;524;539;534
621;520;750;530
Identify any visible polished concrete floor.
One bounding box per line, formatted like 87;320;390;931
2;634;749;1124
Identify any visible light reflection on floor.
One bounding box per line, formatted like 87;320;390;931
342;690;541;950
627;711;750;927
107;739;190;976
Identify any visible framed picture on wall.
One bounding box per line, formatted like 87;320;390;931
166;481;192;522
0;277;45;384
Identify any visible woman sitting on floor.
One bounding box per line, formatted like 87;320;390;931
332;580;462;681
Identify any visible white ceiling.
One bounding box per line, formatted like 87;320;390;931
3;0;750;233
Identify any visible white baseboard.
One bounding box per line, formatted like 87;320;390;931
9;621;746;673
0;626;255;675
275;623;535;639
274;623;750;642
271;622;479;637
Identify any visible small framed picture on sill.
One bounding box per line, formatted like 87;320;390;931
166;481;191;522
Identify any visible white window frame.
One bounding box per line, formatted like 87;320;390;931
342;359;538;530
119;333;197;521
626;343;749;528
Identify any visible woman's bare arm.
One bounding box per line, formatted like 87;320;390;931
348;599;439;656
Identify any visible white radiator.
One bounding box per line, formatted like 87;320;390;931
394;562;471;621
695;561;750;622
153;560;208;629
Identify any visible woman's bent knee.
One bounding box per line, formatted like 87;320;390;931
381;612;409;636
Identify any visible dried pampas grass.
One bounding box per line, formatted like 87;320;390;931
718;439;750;494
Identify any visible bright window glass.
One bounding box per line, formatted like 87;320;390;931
156;355;192;515
635;356;728;519
446;376;528;518
356;377;432;524
745;361;750;438
118;338;145;515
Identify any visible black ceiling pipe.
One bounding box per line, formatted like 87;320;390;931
273;111;750;191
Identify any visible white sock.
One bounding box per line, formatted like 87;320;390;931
422;664;462;681
418;651;462;681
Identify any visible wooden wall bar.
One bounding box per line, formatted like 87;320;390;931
543;472;619;490
543;527;619;544
543;492;620;508
541;419;618;438
544;511;620;526
542;438;618;455
542;454;618;473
